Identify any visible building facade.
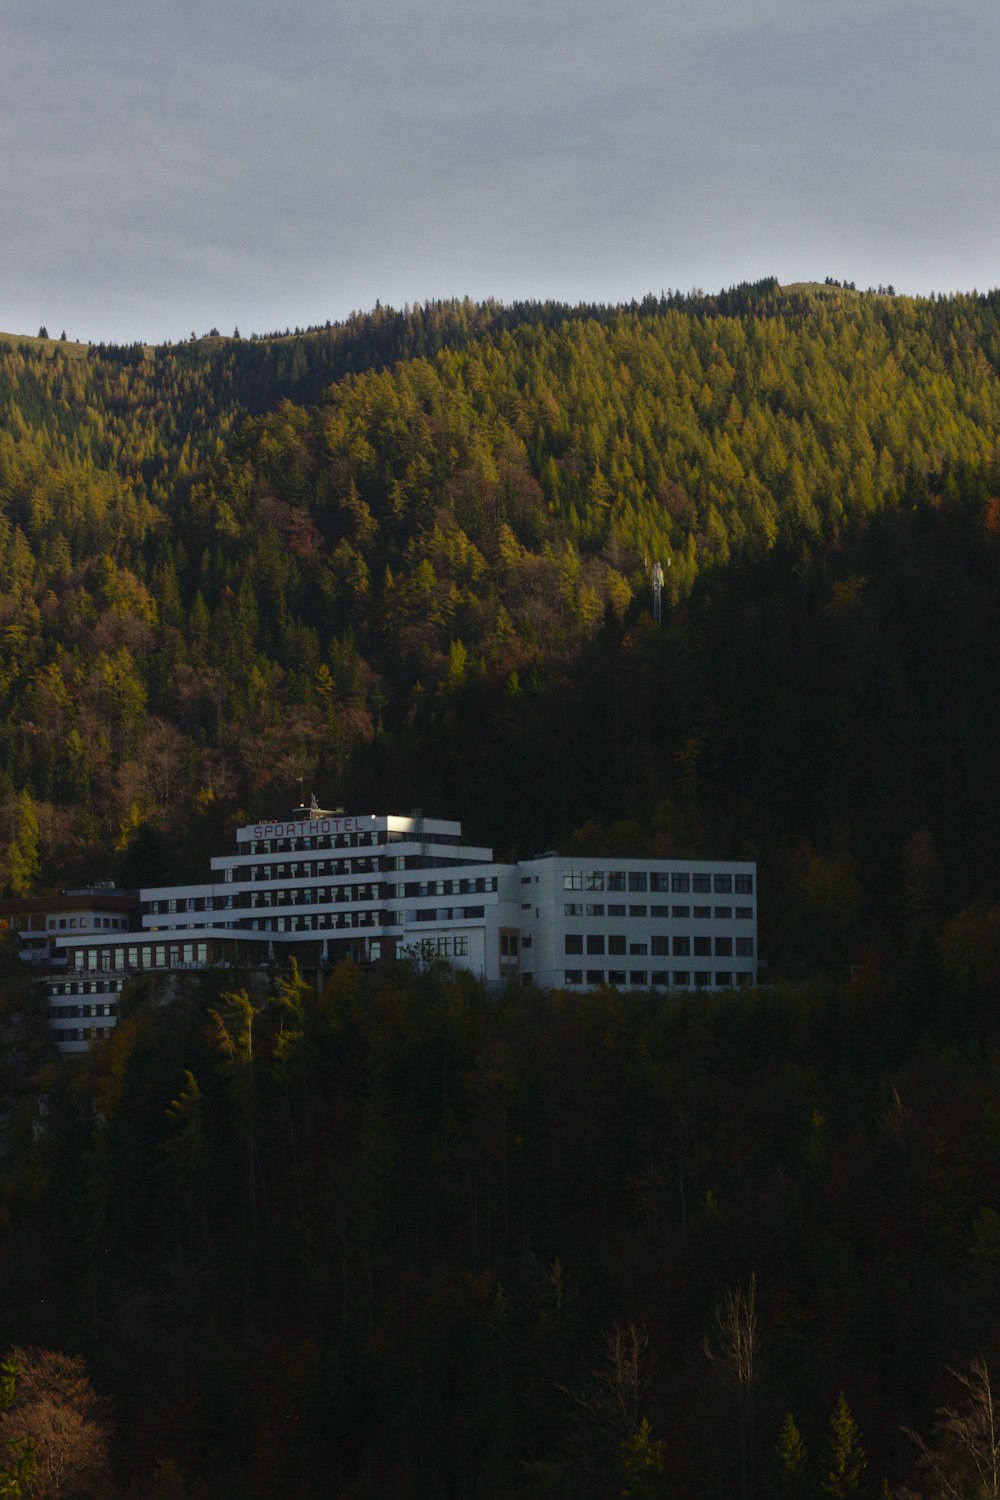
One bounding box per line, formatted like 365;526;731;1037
0;806;758;1054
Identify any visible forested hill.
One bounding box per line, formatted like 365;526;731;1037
4;285;1000;1497
1;284;1000;960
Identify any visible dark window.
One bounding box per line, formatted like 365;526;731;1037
714;874;733;894
608;935;626;955
736;937;754;957
586;934;606;955
629;905;647;918
586;970;605;984
673;971;690;985
735;874;754;894
672;905;690;918
564;970;582;984
607;969;626;985
650;873;669;893
630;971;648;986
673;935;690;956
715;936;733;957
628;872;648;892
694;936;711;956
565;934;583;955
630;942;648;955
692;874;710;893
651;937;669;956
671;873;690;893
715;971;732;986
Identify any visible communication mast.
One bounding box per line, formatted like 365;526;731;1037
651;560;666;624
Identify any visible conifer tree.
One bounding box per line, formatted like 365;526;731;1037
822;1392;867;1498
4;791;40;898
773;1411;810;1498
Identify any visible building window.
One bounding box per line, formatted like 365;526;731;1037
715;972;732;986
608;935;626;955
651;971;669;985
713;874;733;894
736;906;753;919
586;935;605;955
671;873;690;893
564;903;583;916
735;874;754;894
715;937;733;957
651;937;669;956
565;935;583;955
673;971;691;985
563;871;583;890
694;971;711;986
564;970;583;984
693;905;711;918
630;971;648;986
672;905;690;918
585;871;605;891
607;872;626;891
673;936;690;956
693;874;710;893
586;970;605;984
650;905;669;917
628;873;648;892
607;970;626;985
586;903;605;917
629;942;648;955
608;903;625;917
650;873;669;893
736;937;754;957
714;906;732;919
500;929;519;958
629;905;647;918
694;937;711;956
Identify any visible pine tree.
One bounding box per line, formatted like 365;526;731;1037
773;1411;810;1498
4;790;40;898
0;1354;34;1496
822;1392;867;1498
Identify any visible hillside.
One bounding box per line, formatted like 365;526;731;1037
0;284;997;941
0;281;1000;1495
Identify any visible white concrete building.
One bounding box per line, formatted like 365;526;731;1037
0;806;758;1053
517;854;757;991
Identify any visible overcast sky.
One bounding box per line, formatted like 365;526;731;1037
2;0;998;344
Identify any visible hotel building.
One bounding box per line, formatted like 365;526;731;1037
0;806;758;1053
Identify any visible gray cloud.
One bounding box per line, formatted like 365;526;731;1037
2;0;998;341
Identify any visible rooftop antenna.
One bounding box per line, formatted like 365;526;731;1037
296;776;304;808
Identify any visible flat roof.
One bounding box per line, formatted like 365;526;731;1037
0;893;138;915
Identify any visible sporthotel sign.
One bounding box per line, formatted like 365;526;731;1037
238;816;371;843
